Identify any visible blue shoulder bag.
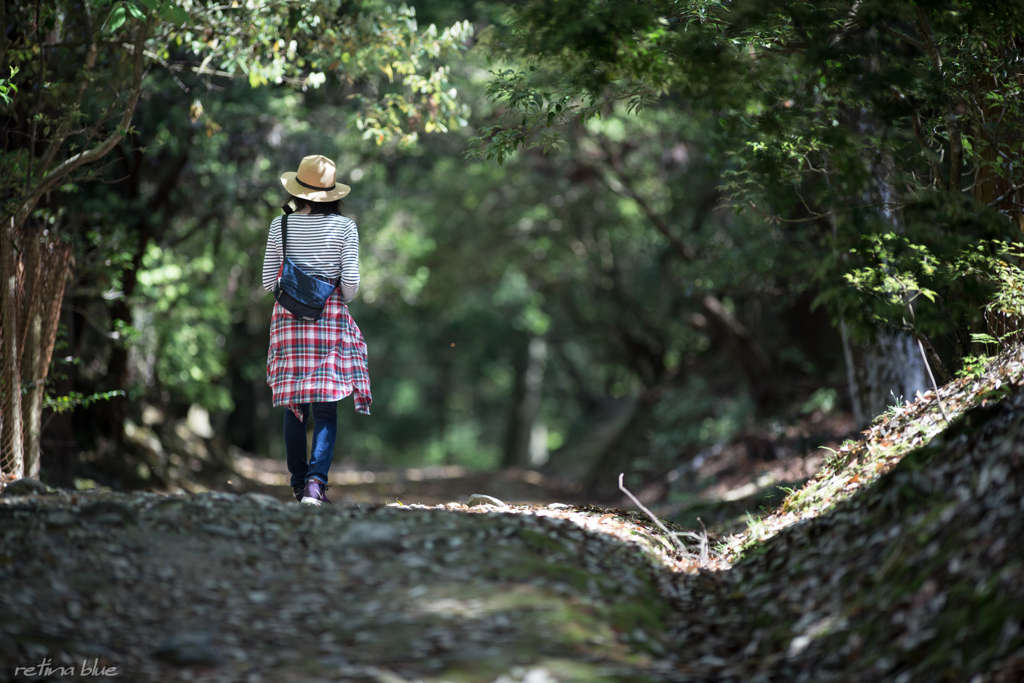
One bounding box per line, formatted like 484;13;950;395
273;214;338;321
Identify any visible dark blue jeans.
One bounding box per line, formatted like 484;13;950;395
284;402;338;488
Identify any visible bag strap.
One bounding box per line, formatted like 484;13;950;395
276;214;288;280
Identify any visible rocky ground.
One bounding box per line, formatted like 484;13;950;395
1;488;720;683
2;349;1024;682
667;349;1024;682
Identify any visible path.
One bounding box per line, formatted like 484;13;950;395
1;492;713;682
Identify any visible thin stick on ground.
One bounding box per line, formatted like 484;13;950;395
917;338;950;423
618;473;693;558
907;303;949;423
697;517;709;565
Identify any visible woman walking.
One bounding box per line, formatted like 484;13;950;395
262;155;371;506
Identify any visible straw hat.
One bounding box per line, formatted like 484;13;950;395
280;155;351;202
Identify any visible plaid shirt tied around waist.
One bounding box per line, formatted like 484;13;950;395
266;289;371;420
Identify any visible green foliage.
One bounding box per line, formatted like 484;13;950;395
135;245;235;411
844;233;940;309
25;0;1024;490
44;390;124;414
2;0;486;476
800;388;838;415
469;66;644;164
2;0;474;224
0;66;18;105
349;5;473;146
956;355;990;381
954;242;1024;327
645;378;754;469
473;0;1024;358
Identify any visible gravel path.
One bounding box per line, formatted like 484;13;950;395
1;493;706;682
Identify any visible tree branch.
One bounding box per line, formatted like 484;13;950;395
988;182;1024;208
910;109;947;192
878;22;926;49
917;331;951;384
589;138;772;399
594;142;697;263
14;18;150;227
37;0;99;179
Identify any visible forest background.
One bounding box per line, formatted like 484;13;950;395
2;0;1023;506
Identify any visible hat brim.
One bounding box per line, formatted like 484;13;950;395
280;172;351;202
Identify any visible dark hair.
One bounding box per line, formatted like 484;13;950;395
287;195;344;215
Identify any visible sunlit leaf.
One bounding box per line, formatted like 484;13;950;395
107;4;126;32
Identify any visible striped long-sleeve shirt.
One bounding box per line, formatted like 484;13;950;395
262;213;360;304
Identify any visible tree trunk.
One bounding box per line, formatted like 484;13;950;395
841;320;928;428
583;392;654;498
19;237;43;479
691;295;772;405
838;144;930;427
1;218;24;481
502;336;547;468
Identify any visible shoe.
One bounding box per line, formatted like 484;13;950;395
300;479;330;506
293;486;303;502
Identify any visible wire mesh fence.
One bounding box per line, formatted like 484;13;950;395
1;229;73;489
1;312;24;488
1;438;22;488
1;219;24;489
